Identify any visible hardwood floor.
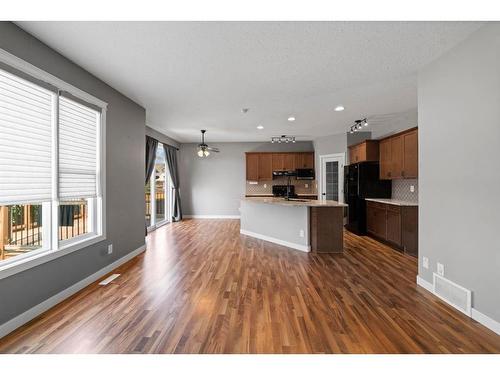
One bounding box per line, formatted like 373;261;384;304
1;219;499;353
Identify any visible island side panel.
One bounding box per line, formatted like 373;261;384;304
240;200;310;252
310;206;344;253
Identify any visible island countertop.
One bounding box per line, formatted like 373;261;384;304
242;196;348;208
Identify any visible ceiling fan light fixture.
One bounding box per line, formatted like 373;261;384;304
197;149;204;157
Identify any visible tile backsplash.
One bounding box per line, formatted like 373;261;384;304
392;179;418;202
246;178;317;196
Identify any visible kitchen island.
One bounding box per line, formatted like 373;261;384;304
240;197;347;253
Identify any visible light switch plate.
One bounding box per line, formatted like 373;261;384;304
299;229;304;238
264;184;267;188
305;183;309;188
410;185;415;193
107;244;113;255
423;256;429;269
437;262;445;276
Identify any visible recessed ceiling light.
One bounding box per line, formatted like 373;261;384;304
257;125;264;130
334;105;345;112
287;116;295;122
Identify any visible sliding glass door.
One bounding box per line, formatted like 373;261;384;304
145;143;173;231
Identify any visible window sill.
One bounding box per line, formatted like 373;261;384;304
0;234;106;281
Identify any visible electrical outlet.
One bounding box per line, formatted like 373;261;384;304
410;185;415;193
305;183;309;188
107;244;113;255
437;262;444;276
299;229;304;238
264;183;267;188
423;256;429;269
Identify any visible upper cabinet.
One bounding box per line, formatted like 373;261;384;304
246;152;314;181
348;140;379;164
379;128;418;180
295;153;314;169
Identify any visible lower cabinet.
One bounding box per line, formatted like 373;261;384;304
366;201;418;256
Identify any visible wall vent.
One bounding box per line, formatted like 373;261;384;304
433;273;472;316
99;273;120;286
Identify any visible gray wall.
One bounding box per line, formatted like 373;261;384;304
146;126;180;149
179;141;314;216
0;23;146;324
418;23;500;321
313;133;347;179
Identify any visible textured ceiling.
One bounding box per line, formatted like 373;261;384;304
17;21;482;142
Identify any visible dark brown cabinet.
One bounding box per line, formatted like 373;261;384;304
403;130;418;178
246;152;314;181
379;128;418;180
366;201;418;256
348;140;379;164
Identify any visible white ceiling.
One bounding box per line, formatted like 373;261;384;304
17;21;482;143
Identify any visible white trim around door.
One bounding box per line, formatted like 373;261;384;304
318;153;346;202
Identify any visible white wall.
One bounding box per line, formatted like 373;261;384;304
418;23;500;322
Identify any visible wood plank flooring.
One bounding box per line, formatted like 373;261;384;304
0;219;499;353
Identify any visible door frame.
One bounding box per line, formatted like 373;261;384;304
318;153;346;202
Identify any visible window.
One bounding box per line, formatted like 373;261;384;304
145;143;172;230
0;64;105;272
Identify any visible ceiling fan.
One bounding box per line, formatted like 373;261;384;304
197;130;219;157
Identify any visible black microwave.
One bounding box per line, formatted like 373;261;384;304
296;168;315;180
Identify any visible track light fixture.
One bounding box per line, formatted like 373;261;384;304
271;135;296;144
349;118;368;134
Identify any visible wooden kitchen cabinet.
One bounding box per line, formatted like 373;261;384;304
403;130;418;178
379;138;391;179
348;140;379;164
246;153;259;181
366;200;418;256
246;152;314;181
390;135;404;179
386;206;402;246
284;153;296;170
258;153;272;180
294;153;314;169
272;153;285;171
379;128;418;180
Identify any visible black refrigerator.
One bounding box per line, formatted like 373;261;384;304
344;162;391;234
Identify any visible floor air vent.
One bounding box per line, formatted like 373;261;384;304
433;273;472;316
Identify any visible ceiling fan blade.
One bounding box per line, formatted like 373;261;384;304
207;147;220;152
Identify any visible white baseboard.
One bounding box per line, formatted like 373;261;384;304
0;244;146;340
472;308;500;335
416;275;499;336
184;215;240;219
416;275;434;292
240;229;310;252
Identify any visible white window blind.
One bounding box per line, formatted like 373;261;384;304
0;68;54;205
58;96;99;199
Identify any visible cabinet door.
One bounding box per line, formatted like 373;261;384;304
366;204;377;234
403;130;418;178
379;139;392;179
258;153;272;180
284;153;296;170
391;135;404;179
246;154;259;181
272;153;284;170
303;153;314;168
374;207;387;238
349;146;358;164
386;207;402;246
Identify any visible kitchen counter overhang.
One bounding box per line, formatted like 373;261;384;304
240;197;347;253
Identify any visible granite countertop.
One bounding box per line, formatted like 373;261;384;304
365;198;418;207
242;196;347;207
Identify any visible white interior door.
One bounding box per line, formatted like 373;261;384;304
320;154;345;202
